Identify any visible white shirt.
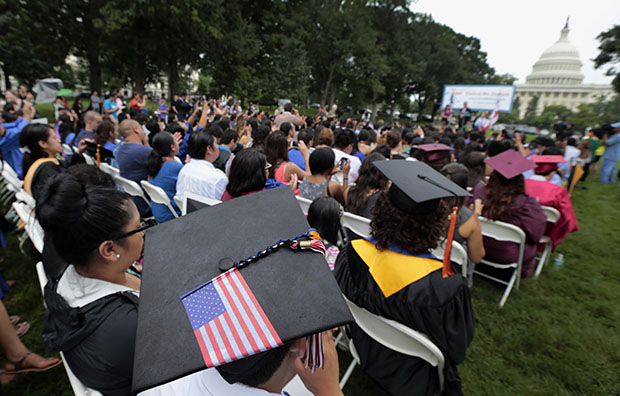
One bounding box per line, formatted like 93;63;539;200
564;145;580;166
57;265;139;308
139;368;311;396
175;158;228;201
332;149;361;185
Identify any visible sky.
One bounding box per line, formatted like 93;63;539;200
411;0;620;85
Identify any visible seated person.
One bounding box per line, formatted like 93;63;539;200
146;132;183;223
307;197;343;271
116;119;153;217
288;128;314;171
175;130;228;201
299;148;348;206
526;155;579;250
470;150;547;278
440;163;485;286
265;131;310;184
36;173;143;395
345;153;389;218
335;160;475;396
221;148;268;201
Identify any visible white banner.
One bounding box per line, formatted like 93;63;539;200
441;85;515;113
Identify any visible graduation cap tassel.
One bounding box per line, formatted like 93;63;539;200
442;206;459;278
96;144;101;168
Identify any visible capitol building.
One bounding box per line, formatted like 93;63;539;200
514;20;615;118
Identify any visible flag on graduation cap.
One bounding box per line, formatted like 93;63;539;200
181;268;282;368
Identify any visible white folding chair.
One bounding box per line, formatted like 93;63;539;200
82;153;96;166
35;262;104;396
475;217;526;308
533;206;561;279
12;202;33;253
339;296;445;392
431;239;469;279
341;211;371;239
114;176;150;207
140;181;179;220
295;195;312;216
62;144;75;156
181;191;222;215
1;169;23;205
99;163;120;178
174;195;184;214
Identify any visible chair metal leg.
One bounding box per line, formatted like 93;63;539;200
534;243;552;279
499;270;519;308
339;359;357;390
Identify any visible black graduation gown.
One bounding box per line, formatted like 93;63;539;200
334;242;475;396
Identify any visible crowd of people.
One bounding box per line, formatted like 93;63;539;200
0;86;618;396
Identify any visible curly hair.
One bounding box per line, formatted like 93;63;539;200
370;192;449;254
482;172;525;221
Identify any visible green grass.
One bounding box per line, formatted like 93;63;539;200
2;173;619;395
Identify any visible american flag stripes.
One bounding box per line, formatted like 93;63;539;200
181;268;282;368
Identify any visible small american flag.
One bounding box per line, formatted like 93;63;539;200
181;268;282;367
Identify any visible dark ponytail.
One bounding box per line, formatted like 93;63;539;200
146;131;175;177
19;123;52;176
35;173;133;266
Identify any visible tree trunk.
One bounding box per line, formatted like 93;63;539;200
320;65;336;105
371;90;379;122
168;58;178;100
133;61;145;94
2;66;10;90
328;90;336;109
83;4;101;92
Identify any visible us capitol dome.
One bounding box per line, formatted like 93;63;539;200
515;18;614;119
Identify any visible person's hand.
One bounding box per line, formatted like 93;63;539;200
298;140;309;157
289;173;298;192
22;101;35;121
239;135;251;147
294;331;343;396
173;132;183;145
77;138;94;154
470;198;483;217
514;132;522;145
0;126;5;137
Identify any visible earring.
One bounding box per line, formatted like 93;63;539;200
116;254;121;259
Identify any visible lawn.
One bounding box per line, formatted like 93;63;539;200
2;173;619;395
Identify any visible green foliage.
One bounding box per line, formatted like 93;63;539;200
594;24;620;93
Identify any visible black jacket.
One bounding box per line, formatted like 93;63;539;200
43;279;139;396
334;242;475;396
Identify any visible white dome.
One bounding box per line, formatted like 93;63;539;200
525;21;584;85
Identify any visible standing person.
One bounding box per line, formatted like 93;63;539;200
72;98;84;119
90;90;102;114
116;119;153;217
158;97;168;124
335;160;475;396
474;112;489;132
146;132;182;223
53;96;66;121
115;89;125;117
175;94;191;121
459;101;472;128
129;93;147;116
599;123;620;185
175;130;228;201
103;93;119;120
441;104;453;123
582;128;601;180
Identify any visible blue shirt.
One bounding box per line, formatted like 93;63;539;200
288;148;306;171
75;129;95;145
150;161;183;223
64;132;76;145
117;142;153;217
104;99;118;119
0;118;29;178
603;133;620;162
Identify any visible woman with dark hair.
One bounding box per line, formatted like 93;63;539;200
72;98;84;118
470;150;546;278
20;123;88;198
94;119;118;152
264;131;309;184
386;130;405;160
335;160;474;396
346;153;389;218
146;132;182;223
307;197;343;271
221;148;268;201
36;173;144;395
461;151;486;188
298;147;348;205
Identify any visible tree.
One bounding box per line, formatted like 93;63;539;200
523;95;539;124
0;0;71;88
594;24;620;93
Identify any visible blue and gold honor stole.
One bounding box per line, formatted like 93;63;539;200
352;239;442;298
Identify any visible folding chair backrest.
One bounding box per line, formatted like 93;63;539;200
341;211;371;239
343;297;444;390
1;161;19;179
295;195;312;216
541;206;560;224
2;169;23;190
16;189;36;210
99;163;120;178
174;195;184;214
35;261;47;297
431;240;468;278
140;181;179;219
114;176;147;202
478;217;526;245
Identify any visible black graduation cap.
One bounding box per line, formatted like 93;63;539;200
373;160;471;215
132;187;353;393
83;141;114;162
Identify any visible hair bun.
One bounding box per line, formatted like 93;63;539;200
35;173;88;232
